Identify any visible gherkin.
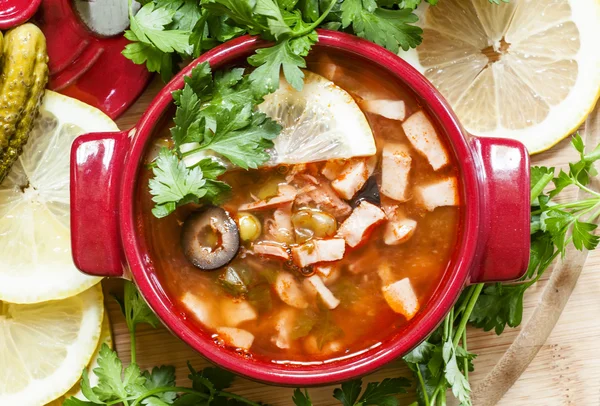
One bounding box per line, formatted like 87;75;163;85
0;24;48;183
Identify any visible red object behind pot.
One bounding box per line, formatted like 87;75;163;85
35;0;151;119
70;31;530;385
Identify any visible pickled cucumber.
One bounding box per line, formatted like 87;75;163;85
0;24;48;183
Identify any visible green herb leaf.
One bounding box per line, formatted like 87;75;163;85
572;220;600;250
292;388;313;406
248;39;307;92
469;283;526;335
341;0;422;52
143;366;177;403
92;344;130;401
442;341;471;405
333;379;362;406
129;3;192;54
357;377;410;405
149;148;208;217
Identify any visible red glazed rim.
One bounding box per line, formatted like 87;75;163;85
0;0;42;29
120;30;481;385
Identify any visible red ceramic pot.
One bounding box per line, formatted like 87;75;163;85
70;31;530;386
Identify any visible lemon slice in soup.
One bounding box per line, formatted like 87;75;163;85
259;71;376;165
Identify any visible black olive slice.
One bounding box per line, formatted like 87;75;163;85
352;175;380;207
181;206;240;271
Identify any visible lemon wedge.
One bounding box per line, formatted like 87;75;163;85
399;0;600;153
0;285;104;405
259;71;376;165
46;313;113;406
0;90;118;304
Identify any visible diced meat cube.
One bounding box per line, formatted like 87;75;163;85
384;217;417;246
291;239;346;267
382;278;419;320
181;292;217;329
360;99;406;121
366;155;378;176
381;143;412;202
273;308;297;349
306;275;340;309
322;160;346;180
275;272;309;309
337;201;386;247
273;202;293;231
216;327;254;350
295;182;352;218
304;335;343;355
239;184;297;211
315;265;341;285
331;159;370;200
253;242;289;260
402;111;449;171
221;299;257;327
416;177;459;211
314;54;341;82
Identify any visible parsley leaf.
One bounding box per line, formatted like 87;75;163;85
442;342;471;406
469;283;526;334
293;388;313;406
333;380;362;406
149;148;209;218
248;39;307;92
341;0;422;52
358;377;410;405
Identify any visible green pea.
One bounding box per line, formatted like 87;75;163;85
238;213;262;242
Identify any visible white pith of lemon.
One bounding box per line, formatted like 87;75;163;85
399;0;600;154
0;90;118;304
46;313;113;406
258;71;376;165
0;285;104;406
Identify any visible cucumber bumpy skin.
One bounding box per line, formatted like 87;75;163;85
0;24;48;183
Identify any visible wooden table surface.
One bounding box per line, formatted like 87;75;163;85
107;77;600;406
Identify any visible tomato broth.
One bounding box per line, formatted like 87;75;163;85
137;49;461;364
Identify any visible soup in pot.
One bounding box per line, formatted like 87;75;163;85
137;50;461;364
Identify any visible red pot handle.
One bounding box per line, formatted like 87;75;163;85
469;137;531;283
70;130;131;278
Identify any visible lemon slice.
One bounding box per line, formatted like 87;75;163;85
0;285;104;405
258;71;376;165
0;90;118;304
399;0;600;153
46;313;113;406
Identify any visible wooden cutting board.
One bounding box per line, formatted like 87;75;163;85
106;77;600;405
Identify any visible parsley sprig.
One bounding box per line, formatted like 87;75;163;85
404;134;600;405
148;62;280;218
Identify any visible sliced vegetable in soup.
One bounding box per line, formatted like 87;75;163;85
137;50;461;363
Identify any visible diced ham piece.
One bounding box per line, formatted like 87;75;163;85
360;99;406;121
322;160;346;180
402;111;449;171
306;275;340;309
295;182;352;218
253;242;289;260
381;143;412;202
181;292;217;329
416;177;459;211
273;308;297;349
315;265;341;285
384;217;417;246
337;201;386;247
331;159;370;200
239;184;297;211
221;299;257;327
314;54;340;82
275;272;309;309
216;327;254;350
273;202;293;231
291;239;346;267
382;278;420;320
304;335;343;355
